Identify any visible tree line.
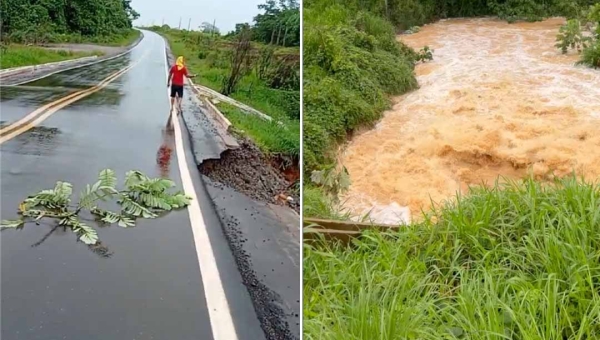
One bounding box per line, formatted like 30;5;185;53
305;0;598;31
1;0;139;41
225;0;300;47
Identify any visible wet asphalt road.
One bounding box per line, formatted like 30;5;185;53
0;31;265;340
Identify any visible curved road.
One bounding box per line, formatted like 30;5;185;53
1;31;268;340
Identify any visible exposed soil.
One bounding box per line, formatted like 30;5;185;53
199;137;300;213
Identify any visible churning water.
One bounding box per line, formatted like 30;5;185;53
341;18;600;224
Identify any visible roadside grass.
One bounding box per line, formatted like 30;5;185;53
218;103;300;159
304;176;600;339
0;45;98;69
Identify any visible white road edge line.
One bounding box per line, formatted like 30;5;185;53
163;37;238;340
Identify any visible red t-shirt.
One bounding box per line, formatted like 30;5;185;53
170;65;188;86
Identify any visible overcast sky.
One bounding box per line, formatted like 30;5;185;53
132;0;265;33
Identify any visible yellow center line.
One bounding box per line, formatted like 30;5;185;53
0;50;149;145
0;69;123;135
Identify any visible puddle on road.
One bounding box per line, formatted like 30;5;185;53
340;17;600;224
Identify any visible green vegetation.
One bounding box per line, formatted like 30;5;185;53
0;0;139;44
251;0;300;47
577;3;600;68
303;167;352;219
1;169;191;246
303;5;418;173
0;45;98;69
555;19;591;53
304;176;600;339
579;39;600;67
146;0;299;161
303;185;348;220
555;3;600;68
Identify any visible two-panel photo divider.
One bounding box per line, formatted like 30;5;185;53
1;0;600;339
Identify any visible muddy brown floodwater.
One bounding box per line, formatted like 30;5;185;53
340;17;600;224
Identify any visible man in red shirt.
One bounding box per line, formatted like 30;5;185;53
167;56;196;113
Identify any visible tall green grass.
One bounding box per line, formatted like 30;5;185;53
303;185;352;220
0;45;97;69
304;176;600;339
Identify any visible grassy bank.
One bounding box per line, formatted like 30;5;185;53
148;26;300;160
304;176;600;339
0;45;98;69
218;103;300;159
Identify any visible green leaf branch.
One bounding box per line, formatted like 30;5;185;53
1;169;192;245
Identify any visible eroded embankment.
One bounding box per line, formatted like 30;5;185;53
341;17;600;224
199;137;300;212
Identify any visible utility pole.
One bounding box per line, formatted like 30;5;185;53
212;19;216;39
187;18;191;31
162;17;164;26
178;17;182;29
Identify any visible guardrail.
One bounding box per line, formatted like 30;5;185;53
193;85;275;122
303;218;400;243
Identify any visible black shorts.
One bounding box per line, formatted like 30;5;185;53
170;85;183;98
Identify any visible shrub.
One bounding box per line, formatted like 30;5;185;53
205;50;228;68
303;6;417;174
556;19;591;53
578;40;600;67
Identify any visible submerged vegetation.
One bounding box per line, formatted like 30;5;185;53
304;176;600;339
556;3;600;68
1;169;190;246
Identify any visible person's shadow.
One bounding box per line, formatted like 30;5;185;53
156;127;175;178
